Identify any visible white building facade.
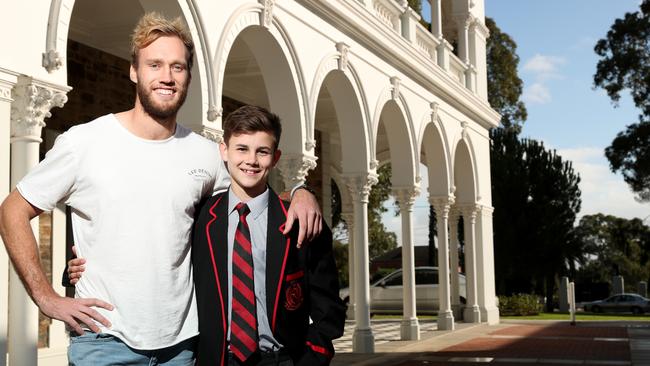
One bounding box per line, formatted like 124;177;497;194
0;0;500;364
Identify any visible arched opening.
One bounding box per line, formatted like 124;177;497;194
221;26;303;159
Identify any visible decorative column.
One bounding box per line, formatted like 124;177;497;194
430;0;442;39
276;152;318;190
454;14;472;65
393;186;420;340
9;75;69;365
430;195;455;330
321;133;332;227
400;3;421;44
341;209;355;320
475;205;499;324
343;172;378;353
469;19;489;100
448;209;462;319
460;204;480;323
0;70;17;366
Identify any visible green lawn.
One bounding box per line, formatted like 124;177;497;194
502;312;650;321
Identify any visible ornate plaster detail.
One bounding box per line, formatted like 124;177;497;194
200;125;223;143
392;186;420;209
343;173;378;204
390;76;401;100
429;194;456;219
430;101;440;123
305;139;316;151
461;121;469;139
471;19;490;38
259;0;276;29
453;14;474;30
369;159;379;170
42;49;63;73
457;203;479;223
277;153;318;188
336;42;350;71
11;77;68;142
207;106;222;122
0;82;13;103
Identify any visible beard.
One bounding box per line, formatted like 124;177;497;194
137;81;188;120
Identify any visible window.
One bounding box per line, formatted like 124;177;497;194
384;273;403;286
415;269;439;285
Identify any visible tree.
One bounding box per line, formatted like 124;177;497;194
407;0;421;14
330;164;398;285
486;17;527;131
491;128;583;307
574;214;650;297
594;0;650;201
368;164;398;260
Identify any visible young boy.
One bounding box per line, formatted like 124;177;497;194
191;105;345;366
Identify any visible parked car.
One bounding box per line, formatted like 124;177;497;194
339;266;466;315
582;293;650;314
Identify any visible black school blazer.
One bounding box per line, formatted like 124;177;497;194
191;190;346;366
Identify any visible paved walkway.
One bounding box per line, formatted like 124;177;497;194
332;319;650;365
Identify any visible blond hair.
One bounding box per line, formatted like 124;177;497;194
130;12;194;70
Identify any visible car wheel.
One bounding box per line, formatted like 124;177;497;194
592;305;601;313
632;307;643;315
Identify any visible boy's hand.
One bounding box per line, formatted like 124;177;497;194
283;188;322;247
67;245;85;285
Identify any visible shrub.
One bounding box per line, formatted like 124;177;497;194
498;293;543;316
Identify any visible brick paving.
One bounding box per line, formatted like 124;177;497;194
431;323;630;361
332;320;648;366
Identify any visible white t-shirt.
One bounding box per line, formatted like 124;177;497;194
17;114;229;349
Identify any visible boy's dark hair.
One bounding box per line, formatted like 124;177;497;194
223;105;282;149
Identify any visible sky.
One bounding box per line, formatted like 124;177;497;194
383;0;650;246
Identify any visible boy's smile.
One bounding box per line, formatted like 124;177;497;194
220;131;281;202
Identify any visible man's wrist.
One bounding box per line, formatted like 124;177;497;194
290;184;316;199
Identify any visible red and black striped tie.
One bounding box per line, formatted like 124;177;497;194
231;202;258;362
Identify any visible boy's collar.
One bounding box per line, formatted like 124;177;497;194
227;186;269;220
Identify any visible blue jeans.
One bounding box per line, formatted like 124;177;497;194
68;332;196;366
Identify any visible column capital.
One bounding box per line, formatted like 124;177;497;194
10;76;70;143
457;203;480;223
200;125;223;144
342;172;378;204
392;185;420;210
276;153;318;189
429;195;455;219
477;204;495;215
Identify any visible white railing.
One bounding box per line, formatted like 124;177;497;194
351;0;473;92
449;52;467;86
415;23;439;63
372;0;402;33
